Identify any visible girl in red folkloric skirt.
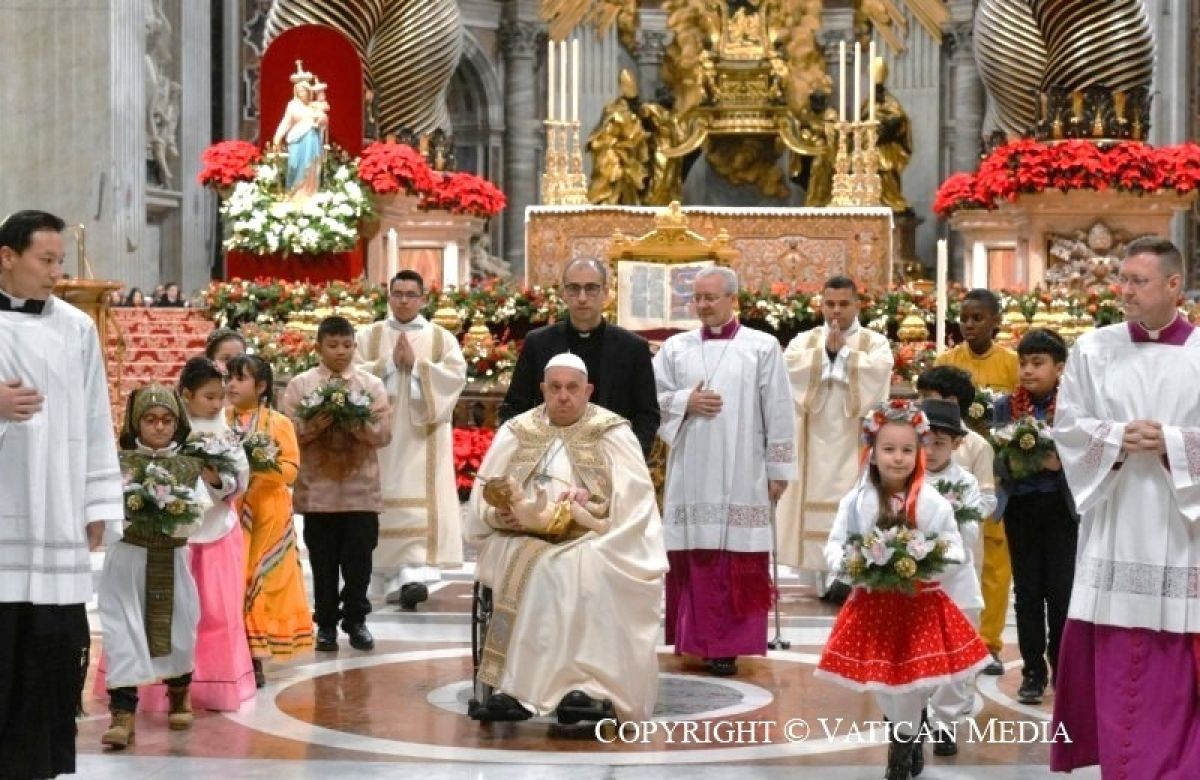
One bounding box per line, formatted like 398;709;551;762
815;400;990;780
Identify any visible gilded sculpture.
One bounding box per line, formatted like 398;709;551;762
864;58;911;213
586;70;650;205
788;89;839;207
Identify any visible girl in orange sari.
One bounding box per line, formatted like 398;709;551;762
226;355;313;684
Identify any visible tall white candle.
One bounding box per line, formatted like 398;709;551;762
443;241;459;289
838;40;846;122
936;239;949;354
571;36;580;123
385;228;399;283
548;38;555;121
868;41;877;122
559;41;567;127
853;42;861;122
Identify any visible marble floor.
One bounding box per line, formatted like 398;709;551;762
75;533;1098;780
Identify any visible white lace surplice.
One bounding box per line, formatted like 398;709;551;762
1054;324;1200;632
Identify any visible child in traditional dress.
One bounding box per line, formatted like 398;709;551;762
992;328;1076;706
139;359;256;711
919;399;993;757
934;289;1018;677
281;316;391;653
226;354;313;680
205;328;246;370
98;384;213;749
817;400;989;780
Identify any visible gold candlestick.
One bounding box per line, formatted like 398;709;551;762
560;120;589;204
830;121;855;206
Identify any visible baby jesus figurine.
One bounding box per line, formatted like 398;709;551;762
482;476;610;537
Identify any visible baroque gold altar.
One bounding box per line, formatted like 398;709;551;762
524;204;894;293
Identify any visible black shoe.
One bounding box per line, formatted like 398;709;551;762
252;659;266;688
820;580;851;605
932;727;958;756
315;625;338;652
708;657;738;676
1018;674;1047;705
481;692;533;721
556;690;615;725
398;582;429;611
982;651;1004;675
343;622;375;651
910;708;926;776
885;730;916;780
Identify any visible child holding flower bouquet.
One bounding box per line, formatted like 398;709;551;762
919;398;994;757
991;328;1077;706
816;400;989;780
282;316;391;653
226;355;313;676
136;359;255;712
97;384;213;749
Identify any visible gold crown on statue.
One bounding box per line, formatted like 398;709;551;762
871;57;888;85
290;59;314;85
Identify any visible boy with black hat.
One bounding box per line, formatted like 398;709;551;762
921;398;993;756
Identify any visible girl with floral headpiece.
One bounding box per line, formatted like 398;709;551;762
96;383;213;750
137;358;256;714
815;399;989;780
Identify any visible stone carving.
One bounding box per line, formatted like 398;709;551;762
469;233;513;280
1045;220;1149;292
145;0;181;187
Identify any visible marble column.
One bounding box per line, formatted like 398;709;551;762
579;22;621;178
181;0;214;293
948;20;985;174
498;19;541;277
110;0;148;288
635;28;668;105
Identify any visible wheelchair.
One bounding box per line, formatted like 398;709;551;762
466;580;617;732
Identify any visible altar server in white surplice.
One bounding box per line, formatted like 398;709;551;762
777;275;893;587
357;270;467;610
467;353;666;723
0;210;124;778
1051;238;1200;778
654;266;796;678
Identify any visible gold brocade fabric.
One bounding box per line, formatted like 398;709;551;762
505;404;625;512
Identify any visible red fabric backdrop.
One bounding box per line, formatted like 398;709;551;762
231;24;366;283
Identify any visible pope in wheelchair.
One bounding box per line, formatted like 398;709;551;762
467;353;667;725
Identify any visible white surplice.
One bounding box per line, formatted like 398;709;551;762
356;315;467;590
0;296;123;605
1054;324;1200;632
466;406;667;721
777;323;893;570
654;326;798;553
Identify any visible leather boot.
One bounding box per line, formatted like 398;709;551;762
101;709;135;749
884;729;915;780
167;685;194;730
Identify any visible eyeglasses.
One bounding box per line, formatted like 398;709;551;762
390;291;424;300
563;283;605;298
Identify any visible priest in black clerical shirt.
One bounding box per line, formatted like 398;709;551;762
499;258;660;455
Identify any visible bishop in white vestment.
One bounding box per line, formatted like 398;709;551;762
777;276;893;577
654;268;796;675
467;354;666;722
1051;240;1200;778
356;270;467;609
0;212;124;777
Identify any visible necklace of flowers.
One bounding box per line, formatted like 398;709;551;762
229;405;263;440
1010;386;1055;424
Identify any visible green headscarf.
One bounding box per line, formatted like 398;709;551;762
119;383;191;449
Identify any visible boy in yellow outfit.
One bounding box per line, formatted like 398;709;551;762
935;289;1018;675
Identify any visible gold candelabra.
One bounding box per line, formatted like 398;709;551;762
829;120;882;207
542;119;588;205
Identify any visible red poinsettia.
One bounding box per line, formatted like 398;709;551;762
198;140;261;188
453;426;497;497
421;171;507;218
357;141;437;196
935;140;1200;218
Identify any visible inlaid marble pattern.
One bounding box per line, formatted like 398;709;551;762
77;543;1099;778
